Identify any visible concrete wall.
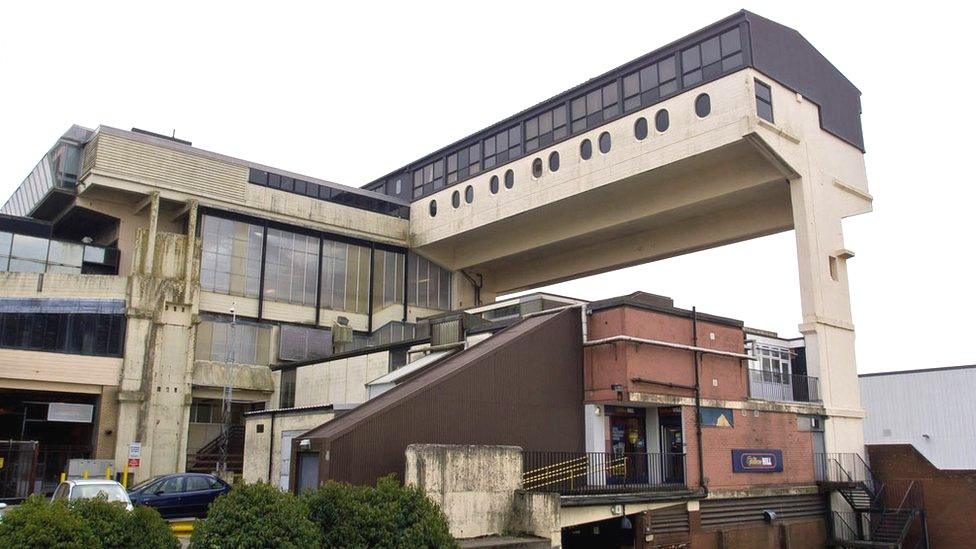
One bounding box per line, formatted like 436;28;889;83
867;444;974;549
293;352;389;407
242;409;335;486
404;444;559;544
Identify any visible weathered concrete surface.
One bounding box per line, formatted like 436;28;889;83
405;444;560;545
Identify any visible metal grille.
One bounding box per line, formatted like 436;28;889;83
650;505;690;534
700;494;826;528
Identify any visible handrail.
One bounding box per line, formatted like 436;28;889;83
522;451;686;495
831;511;860;542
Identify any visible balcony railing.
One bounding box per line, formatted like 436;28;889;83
522;451;686;495
747;368;821;403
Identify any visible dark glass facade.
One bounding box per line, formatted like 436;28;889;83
0;312;125;358
248;168;408;219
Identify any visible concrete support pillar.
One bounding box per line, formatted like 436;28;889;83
789;174;864;457
141;192;160;275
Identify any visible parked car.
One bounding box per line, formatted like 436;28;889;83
50;479;133;510
127;473;230;518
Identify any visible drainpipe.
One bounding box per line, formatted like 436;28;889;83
267;409;277;484
692;307;707;494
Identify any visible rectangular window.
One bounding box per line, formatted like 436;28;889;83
483;127;521;169
372;249;405;309
701;407;734;428
755;344;790;383
189;401;214;423
0;311;124;358
681;28;742;87
279;369;296;409
570;82;620;133
200;215;263;298
525;106;568;152
406;252;452;310
755;80;774;122
195;318;272;366
263;228;319;306
278;324;332;362
412;159;445;198
320;240;370;314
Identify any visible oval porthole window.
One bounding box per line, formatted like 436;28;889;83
695;93;711;118
548;151;560;172
451;190;460;208
599;131;612;154
532;158;543;178
429;200;437;217
634;117;648;140
490;175;500;194
580;139;592;160
504;169;515;189
464;185;474;204
655;109;670;132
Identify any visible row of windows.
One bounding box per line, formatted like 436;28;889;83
200;214;452;313
428;95;715;213
0;232;119;276
0;312;125;358
195;318;273;366
248;168;409;219
370;26;745;200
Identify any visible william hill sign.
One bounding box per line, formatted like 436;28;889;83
732;449;783;473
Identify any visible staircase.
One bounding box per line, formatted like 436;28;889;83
817;454;926;549
187;425;245;474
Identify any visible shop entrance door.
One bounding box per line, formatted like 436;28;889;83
658;407;685;485
607;406;647;485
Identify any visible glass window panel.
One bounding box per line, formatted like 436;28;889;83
682;46;701;71
0;232;12;256
48;240;84;267
721;28;741;54
702;36;721;65
10;234;49;261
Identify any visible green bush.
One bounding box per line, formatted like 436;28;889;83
0;494;179;549
0;495;98;549
190;481;320;549
304;476;456;548
71;497;179;549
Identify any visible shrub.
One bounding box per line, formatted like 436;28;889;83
190;482;320;549
0;495;98;549
0;494;180;549
304;476;456;548
71;497;179;549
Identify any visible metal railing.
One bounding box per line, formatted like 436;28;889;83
830;511;862;542
814;453;877;490
747;368;821;403
522;452;686;495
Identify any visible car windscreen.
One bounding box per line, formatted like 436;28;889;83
70;484;128;502
128;476;163;492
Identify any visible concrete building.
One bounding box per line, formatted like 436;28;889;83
861;366;976;548
0;10;879;546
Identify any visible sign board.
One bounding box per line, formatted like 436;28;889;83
128;442;141;468
732;449;783;473
47;403;94;423
67;459;115;479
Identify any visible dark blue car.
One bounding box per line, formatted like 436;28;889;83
128;473;230;519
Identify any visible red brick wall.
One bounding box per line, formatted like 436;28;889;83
867;444;976;549
683;405;815;489
584;306;747;403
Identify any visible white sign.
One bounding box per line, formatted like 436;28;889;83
128;443;142;460
47;403;94;423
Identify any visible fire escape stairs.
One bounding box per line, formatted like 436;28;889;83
823;456;925;549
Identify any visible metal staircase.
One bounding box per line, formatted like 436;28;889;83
817;454;927;548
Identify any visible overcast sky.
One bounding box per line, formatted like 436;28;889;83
1;2;972;373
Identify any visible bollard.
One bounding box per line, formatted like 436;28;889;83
122;463;129;488
83;469;89;479
60;472;66;483
105;465;112;480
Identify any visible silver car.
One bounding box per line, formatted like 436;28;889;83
50;479;133;511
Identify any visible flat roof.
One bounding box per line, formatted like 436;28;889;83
859;364;976;378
